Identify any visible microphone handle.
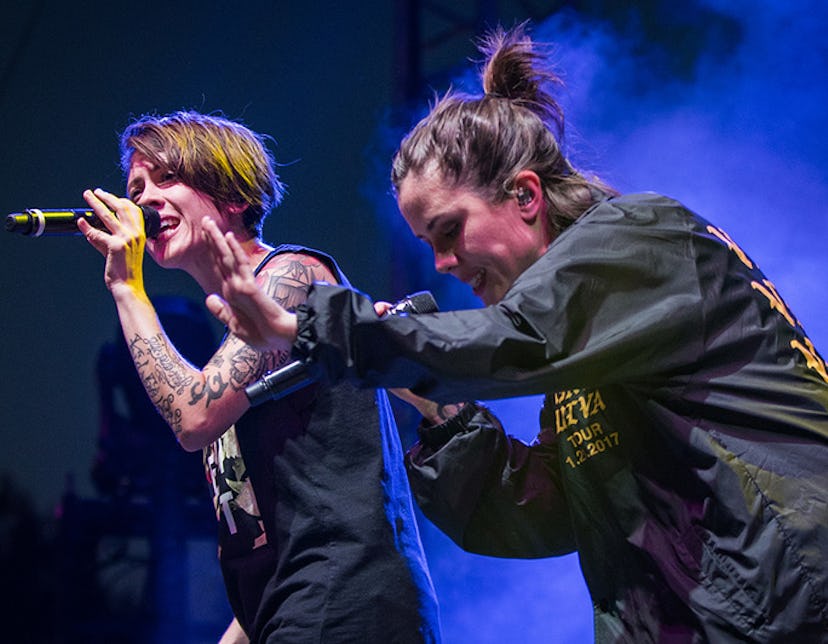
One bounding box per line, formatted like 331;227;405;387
245;361;314;407
244;290;439;407
5;207;160;238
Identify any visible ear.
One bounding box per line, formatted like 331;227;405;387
220;202;255;239
512;170;543;223
224;202;249;217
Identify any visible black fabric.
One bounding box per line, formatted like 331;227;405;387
295;194;828;642
206;245;440;643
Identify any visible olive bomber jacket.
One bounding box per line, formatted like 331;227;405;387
295;193;828;642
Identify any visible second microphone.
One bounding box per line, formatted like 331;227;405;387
245;290;438;407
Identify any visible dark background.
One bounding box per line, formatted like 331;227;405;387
1;1;825;642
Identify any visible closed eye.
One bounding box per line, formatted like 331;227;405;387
128;182;144;201
443;222;460;239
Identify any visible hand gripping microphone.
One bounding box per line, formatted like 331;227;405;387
245;290;438;407
5;206;161;238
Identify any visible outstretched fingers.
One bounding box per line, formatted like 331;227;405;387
203;217;247;281
204;292;261;341
205;293;232;326
202;217;297;350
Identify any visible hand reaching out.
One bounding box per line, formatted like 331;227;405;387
370;301;467;425
387;387;467;427
202;217;297;352
203;226;465;424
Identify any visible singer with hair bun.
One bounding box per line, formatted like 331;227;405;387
79;111;440;643
203;25;828;642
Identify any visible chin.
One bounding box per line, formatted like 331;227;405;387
483;289;507;306
147;246;176;270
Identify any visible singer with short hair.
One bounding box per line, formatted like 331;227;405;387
202;25;828;642
79;111;440;643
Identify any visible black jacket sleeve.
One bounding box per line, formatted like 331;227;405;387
405;402;577;557
293;194;705;403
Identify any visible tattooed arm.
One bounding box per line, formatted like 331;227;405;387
114;252;337;451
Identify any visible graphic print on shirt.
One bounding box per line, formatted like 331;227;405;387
708;224;828;384
543;388;619;469
203;426;268;558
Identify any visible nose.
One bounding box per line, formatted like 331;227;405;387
434;249;458;274
136;181;165;208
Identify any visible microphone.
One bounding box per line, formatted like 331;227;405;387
245;290;439;407
5;206;161;238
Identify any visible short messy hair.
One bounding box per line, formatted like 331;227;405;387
120;110;285;236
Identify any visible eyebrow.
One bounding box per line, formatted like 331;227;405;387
425;212;448;233
126;158;161;194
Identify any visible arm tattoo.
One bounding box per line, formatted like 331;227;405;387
262;255;331;312
189;253;336;409
189;337;268;406
128;333;194;436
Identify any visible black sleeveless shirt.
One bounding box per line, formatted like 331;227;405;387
204;244;440;642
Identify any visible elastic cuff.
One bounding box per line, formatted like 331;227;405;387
291;302;315;361
417;402;481;449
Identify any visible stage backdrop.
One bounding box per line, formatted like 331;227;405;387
1;2;825;642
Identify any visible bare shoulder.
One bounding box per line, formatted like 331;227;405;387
256;250;339;309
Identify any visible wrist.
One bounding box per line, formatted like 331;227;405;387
283;311;299;343
420;401;467;426
109;280;149;305
271;311;298;354
417;401;480;449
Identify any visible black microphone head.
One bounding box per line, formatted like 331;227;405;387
388;291;439;316
405;291;439;314
141;206;161;239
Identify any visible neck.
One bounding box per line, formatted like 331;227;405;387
194;235;273;294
